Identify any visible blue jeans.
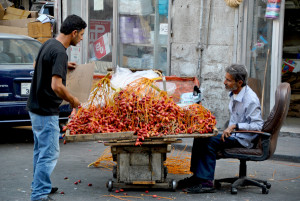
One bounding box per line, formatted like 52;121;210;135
29;112;60;201
190;134;242;180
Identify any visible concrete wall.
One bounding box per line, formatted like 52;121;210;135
171;0;238;129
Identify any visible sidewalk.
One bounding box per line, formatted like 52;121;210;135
280;117;300;137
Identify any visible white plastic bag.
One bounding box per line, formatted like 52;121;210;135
110;66;160;89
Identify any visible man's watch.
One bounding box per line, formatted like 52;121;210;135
235;123;239;130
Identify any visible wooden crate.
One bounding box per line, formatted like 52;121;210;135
64;128;218;143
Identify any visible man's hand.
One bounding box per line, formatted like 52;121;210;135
68;62;77;69
221;124;237;142
70;97;80;108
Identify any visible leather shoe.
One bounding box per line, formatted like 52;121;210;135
183;180;215;194
50;187;58;194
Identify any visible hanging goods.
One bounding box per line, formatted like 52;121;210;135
265;1;281;19
224;0;243;8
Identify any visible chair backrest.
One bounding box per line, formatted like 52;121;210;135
262;82;291;158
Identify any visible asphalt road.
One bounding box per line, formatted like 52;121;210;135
0;126;300;201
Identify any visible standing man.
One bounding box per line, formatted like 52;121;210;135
177;64;264;193
27;15;87;201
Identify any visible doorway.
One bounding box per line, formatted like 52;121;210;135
281;0;300;131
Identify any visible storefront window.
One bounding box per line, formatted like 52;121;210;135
88;0;113;74
63;0;87;66
114;0;170;75
245;0;273;118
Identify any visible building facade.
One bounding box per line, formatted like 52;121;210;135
56;0;299;130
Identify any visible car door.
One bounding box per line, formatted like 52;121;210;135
0;38;41;121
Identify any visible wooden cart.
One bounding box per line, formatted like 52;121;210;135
65;129;218;191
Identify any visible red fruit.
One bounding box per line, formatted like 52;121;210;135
60;191;64;194
145;190;149;193
152;195;157;198
74;181;78;185
78;180;81;183
88;183;92;186
64;177;68;180
120;189;124;192
115;190;120;193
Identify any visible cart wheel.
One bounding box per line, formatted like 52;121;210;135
170;180;177;191
106;179;113;192
164;166;168;179
113;165;117;179
231;187;238;194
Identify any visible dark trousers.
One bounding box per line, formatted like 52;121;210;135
190;134;241;180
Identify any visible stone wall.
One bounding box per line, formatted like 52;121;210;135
171;0;238;129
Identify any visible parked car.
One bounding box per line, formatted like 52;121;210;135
39;1;54;16
0;33;72;127
30;1;54;17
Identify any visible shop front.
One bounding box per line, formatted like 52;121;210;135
56;0;299;129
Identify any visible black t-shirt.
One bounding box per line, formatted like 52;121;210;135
27;39;68;115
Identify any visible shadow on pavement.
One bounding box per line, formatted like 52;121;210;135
0;126;34;144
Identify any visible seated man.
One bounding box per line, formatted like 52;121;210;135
177;64;264;193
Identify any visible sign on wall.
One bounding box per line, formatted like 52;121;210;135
89;19;111;43
93;33;111;60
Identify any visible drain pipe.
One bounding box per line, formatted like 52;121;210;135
198;0;212;86
197;0;205;85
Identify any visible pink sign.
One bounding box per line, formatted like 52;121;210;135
89;20;111;43
93;33;110;60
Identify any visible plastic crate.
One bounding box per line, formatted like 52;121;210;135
93;75;200;103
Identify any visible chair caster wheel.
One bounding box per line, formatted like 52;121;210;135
231;187;238;194
265;182;271;189
262;187;269;194
113;165;117;179
214;181;221;189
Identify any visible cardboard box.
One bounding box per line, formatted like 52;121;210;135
3;7;31;20
60;63;96;106
0;25;28;35
0;18;36;28
37;37;51;44
0;4;4;20
29;11;38;18
28;22;52;38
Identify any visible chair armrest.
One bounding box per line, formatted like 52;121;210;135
231;130;271;138
226;130;271;160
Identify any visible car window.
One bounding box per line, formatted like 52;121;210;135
0;39;41;65
42;6;54;16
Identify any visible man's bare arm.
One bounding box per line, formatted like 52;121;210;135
51;75;80;108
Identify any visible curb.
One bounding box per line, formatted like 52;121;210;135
172;144;300;163
279;132;300;138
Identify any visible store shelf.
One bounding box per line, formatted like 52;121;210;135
115;0;170;74
123;43;167;48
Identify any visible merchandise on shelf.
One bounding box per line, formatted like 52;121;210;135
119;0;153;16
158;0;168;16
119;16;135;43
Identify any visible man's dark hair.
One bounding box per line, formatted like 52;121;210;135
60;15;87;35
225;64;248;87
